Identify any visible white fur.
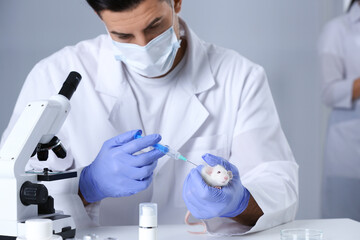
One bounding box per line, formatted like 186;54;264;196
200;164;233;187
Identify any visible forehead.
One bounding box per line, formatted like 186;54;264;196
100;0;171;32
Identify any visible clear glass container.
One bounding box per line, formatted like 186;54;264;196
281;229;323;240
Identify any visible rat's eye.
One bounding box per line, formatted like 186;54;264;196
217;171;221;174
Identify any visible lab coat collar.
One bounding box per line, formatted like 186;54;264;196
177;17;215;95
94;36;128;98
349;2;360;23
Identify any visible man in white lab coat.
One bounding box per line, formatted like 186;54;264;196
1;0;298;236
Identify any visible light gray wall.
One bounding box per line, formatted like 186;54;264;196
0;1;343;220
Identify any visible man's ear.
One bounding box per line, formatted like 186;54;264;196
173;0;182;14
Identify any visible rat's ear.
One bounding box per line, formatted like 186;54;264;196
204;166;213;175
227;171;233;180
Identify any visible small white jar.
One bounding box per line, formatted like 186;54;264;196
139;203;157;240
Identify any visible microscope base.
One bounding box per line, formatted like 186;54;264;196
0;214;75;240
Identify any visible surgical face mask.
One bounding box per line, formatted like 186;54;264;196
112;13;181;78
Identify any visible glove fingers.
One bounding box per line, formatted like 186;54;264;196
107;129;142;147
183;194;211;219
118;176;153;196
133;174;154;192
190;166;207;188
126;160;158;180
202;153;224;166
183;168;203;216
202;153;232;171
185;166;211;198
183;167;220;219
130;149;164;167
121;134;161;154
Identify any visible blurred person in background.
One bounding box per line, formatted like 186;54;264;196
319;0;360;221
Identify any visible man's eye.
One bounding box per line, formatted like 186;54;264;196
148;23;160;29
146;22;164;33
117;35;131;40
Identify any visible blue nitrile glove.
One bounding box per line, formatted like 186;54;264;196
182;153;250;219
79;129;165;203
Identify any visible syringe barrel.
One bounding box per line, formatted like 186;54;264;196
165;146;181;159
133;133;183;160
153;143;169;154
133;133;170;154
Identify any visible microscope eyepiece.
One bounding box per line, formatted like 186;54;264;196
58;71;82;100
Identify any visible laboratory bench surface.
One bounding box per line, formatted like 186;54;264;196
75;218;360;239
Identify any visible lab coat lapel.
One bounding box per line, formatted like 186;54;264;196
156;19;215;172
95;36;143;133
107;84;144;133
160;86;209;152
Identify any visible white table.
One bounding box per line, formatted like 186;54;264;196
75;218;360;239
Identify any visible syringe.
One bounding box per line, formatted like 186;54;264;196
134;133;197;166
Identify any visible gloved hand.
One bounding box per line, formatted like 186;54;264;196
183;153;250;219
79;129;164;203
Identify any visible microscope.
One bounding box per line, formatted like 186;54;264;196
0;72;82;239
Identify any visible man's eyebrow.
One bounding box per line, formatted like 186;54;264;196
110;31;132;38
110;17;163;37
144;17;163;31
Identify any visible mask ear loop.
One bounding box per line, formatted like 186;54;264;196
169;3;175;30
169;2;182;46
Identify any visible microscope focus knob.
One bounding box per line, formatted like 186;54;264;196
20;181;48;206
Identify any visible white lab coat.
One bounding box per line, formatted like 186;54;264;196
1;19;298;235
319;3;360;221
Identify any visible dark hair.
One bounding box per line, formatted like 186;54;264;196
86;0;171;14
348;0;359;12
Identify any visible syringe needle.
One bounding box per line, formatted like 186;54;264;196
177;154;197;167
186;160;198;167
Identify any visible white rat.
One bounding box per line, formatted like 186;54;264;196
185;164;233;234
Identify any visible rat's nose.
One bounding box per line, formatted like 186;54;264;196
224;176;229;181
